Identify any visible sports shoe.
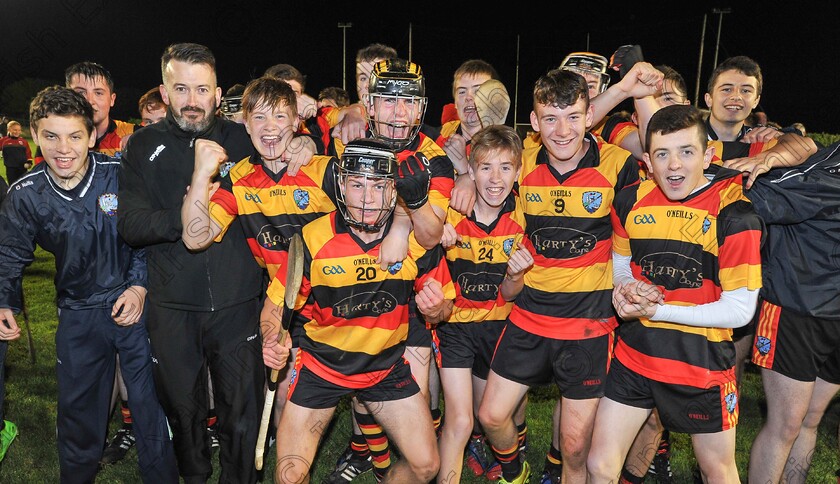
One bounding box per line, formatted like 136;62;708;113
647;438;673;483
100;428;136;465
0;420;18;462
465;435;502;479
539;466;563;484
499;461;531;484
207;424;220;450
322;445;373;484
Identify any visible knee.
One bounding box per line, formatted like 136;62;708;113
444;411;473;440
586;452;621;483
800;409;827;432
560;433;589;465
410;452;440;482
477;403;506;432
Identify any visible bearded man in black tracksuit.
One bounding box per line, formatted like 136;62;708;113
118;43;265;483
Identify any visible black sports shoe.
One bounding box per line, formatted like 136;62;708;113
322;445;373;483
100;428;136;465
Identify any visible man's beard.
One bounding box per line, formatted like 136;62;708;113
173;105;212;133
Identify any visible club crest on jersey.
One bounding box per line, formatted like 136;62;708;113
293;189;310;209
387;261;403;275
502;238;514;256
755;336;771;355
702;217;711;234
725;392;737;414
98;193;118;216
219;161;235;178
582;191;602;213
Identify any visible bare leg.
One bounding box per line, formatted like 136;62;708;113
559;396;600;483
437;367;473;483
366;393;440;483
587;397;650;484
274;401;336;484
692;428;740;484
749;369;813;483
781;377;840;484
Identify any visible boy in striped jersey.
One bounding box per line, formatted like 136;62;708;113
431;125;532;482
261;139;454;484
587;104;763;484
478;68;640;484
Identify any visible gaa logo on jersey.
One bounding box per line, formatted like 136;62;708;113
724;391;737;414
98;193;118;216
387;261;403;275
582;191;602;214
219;161;235;178
293;189;310;210
502;238;514;256
702;217;711;234
755;336;771;355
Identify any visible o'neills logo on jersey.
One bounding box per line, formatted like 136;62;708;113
333;291;397;319
148;144;166;162
98;193;118;216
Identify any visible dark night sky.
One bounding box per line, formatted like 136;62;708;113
3;1;839;133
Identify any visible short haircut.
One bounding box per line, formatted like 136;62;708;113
138;87;165;116
318;86;350;107
656;64;688;99
225;83;246;97
65;61;115;92
6;120;20;130
30;85;95;135
706;55;763;95
356;43;397;64
469;125;523;169
452;59;499;97
263;64;306;91
161;43;217;83
242;76;298;118
533;68;589;111
645;104;708;151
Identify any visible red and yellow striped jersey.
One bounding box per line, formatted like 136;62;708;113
208;152;337;281
509;134;639;339
269;212;455;387
611;167;763;388
444;193;526;324
708;138;777;166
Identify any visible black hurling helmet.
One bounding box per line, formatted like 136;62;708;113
559;52;611;95
336;139;399;232
367;58;427;151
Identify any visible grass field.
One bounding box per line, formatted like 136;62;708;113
1;160;839;483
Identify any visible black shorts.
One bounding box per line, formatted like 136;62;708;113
287;356;419;409
490;321;612;399
752;300;840;383
432;320;505;380
605;358;739;434
406;297;432;348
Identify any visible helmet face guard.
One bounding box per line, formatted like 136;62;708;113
220;95;243;119
367;59;427;151
336;140;398;232
560;52;611;95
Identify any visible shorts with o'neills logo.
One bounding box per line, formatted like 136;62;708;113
432;319;505;380
752;300;840;384
489;321;612;399
605;358;739;433
287;354;419;409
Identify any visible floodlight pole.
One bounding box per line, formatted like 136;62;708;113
694;13;708;106
712;8;731;69
338;22;352;90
